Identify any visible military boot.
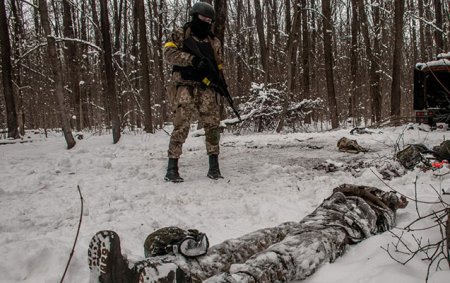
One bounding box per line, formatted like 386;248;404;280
88;230;137;283
165;158;184;183
207;155;224;180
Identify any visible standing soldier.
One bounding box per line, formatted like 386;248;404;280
163;2;225;182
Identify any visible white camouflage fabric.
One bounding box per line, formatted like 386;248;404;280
132;184;407;283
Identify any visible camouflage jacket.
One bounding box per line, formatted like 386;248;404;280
164;26;224;87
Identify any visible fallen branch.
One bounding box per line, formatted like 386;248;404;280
60;185;84;283
382;175;450;282
370;168;442;205
221;98;323;128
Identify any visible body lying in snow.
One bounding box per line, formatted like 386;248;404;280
88;184;408;283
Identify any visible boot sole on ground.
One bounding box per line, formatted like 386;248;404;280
88;230;131;283
164;176;184;183
207;174;224;180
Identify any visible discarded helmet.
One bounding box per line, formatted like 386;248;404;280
144;226;209;258
190;2;215;21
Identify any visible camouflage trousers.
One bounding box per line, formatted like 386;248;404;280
168;85;220;159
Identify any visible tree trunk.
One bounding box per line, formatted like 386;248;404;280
246;1;255;83
350;0;359;124
235;0;244;96
390;0;405;118
99;0;121;143
409;0;418;65
10;0;25;136
156;0;167;125
446;2;450;52
254;0;268;84
62;0;83;131
113;0;124;54
285;0;291;35
136;0;153;133
359;1;381;123
131;0;142;129
91;0;110;125
38;0;76;148
322;0;339;129
213;0;227;121
0;0;20;139
433;0;444;53
213;0;227;46
275;0;301;133
301;0;311;124
418;0;427;61
80;0;91;129
310;0;318;123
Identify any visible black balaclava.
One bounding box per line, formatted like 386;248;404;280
190;15;211;39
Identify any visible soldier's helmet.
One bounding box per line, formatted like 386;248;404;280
190;2;215;21
144;226;209;258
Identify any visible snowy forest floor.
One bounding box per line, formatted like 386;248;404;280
0;124;449;283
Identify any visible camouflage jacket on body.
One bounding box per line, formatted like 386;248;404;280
163;26;224;87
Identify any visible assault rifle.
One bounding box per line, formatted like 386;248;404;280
183;37;241;121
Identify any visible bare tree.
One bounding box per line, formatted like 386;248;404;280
275;0;301;133
62;0;83;130
213;0;227;45
38;0;76;148
0;0;20;138
150;0;168;127
254;0;269;84
136;0;153;133
322;0;339;129
349;0;360;123
99;0;121;143
359;1;382;123
433;0;444;53
10;0;25;136
390;0;405;119
417;0;427;61
301;0;310;108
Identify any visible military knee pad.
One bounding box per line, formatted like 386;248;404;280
206;128;220;146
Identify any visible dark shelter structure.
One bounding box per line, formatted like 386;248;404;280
414;55;450;126
88;184;408;283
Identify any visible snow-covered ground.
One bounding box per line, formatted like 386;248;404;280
0;125;449;283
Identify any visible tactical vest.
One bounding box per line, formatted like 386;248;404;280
172;27;219;83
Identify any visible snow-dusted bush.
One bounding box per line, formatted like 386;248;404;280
226;83;323;132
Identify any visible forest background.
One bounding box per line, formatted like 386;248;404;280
0;0;449;143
